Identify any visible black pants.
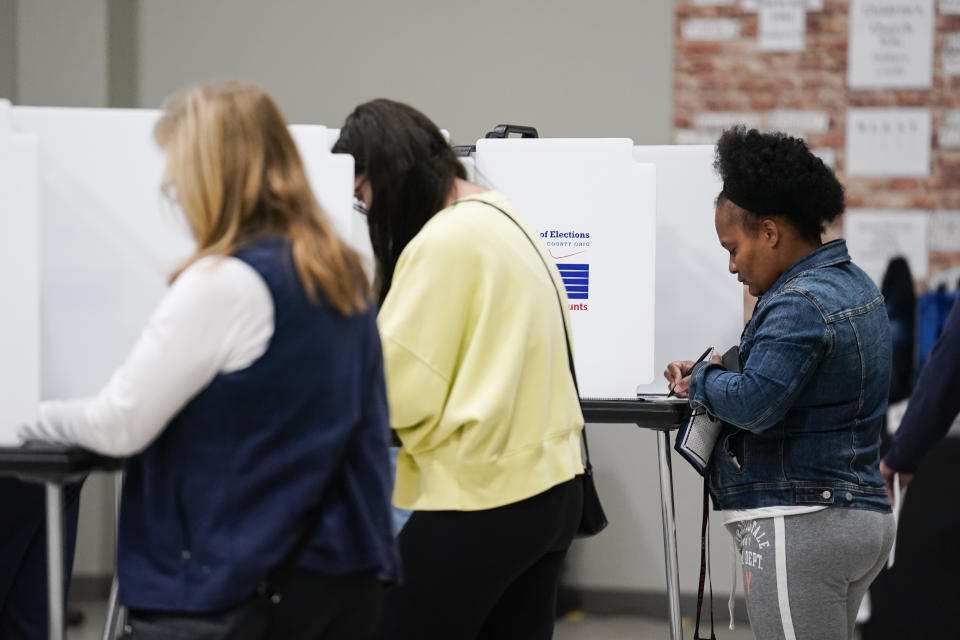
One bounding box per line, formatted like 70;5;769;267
862;437;960;640
379;477;582;640
0;478;83;640
124;569;382;640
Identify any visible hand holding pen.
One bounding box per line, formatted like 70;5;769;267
663;346;717;399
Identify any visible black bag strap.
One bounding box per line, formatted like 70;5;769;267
464;198;593;468
693;478;717;639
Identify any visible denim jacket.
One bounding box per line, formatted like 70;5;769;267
690;240;892;512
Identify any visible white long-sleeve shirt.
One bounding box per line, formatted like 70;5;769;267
21;256;275;457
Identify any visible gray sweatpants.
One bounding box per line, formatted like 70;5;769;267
726;508;895;640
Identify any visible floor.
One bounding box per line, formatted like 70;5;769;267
65;601;759;639
554;611;757;640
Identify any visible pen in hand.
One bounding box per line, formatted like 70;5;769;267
666;346;714;398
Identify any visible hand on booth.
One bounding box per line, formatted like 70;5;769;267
663;352;722;398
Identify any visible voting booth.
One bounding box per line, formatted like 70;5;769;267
463;136;742;639
0;105;742;640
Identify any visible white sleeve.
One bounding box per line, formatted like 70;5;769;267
23;256;274;457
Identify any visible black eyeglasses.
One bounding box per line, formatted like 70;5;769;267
353;178;369;216
352;195;369;216
161;181;178;205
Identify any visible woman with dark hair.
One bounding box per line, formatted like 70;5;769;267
665;127;894;640
333;99;585;640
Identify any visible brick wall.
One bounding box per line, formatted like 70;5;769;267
674;0;960;284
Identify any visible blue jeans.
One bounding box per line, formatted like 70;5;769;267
389;447;412;535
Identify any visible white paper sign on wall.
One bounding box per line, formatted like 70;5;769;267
941;0;960;13
943;33;960;76
844;209;930;284
812;147;837;169
929;210;960;251
939;109;960;149
682;18;741;41
693;111;764;130
848;0;935;89
742;0;822;10
766;109;830;134
845;108;931;177
758;0;807;51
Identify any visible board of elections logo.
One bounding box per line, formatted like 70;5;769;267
557;264;589;300
539;229;592;311
558;263;589;311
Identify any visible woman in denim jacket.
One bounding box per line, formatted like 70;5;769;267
666;127;895;640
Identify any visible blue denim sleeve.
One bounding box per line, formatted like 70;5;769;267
689;290;828;433
884;296;960;473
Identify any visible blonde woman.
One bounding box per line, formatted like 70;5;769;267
20;82;399;639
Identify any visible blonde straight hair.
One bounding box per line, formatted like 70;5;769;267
155;81;369;315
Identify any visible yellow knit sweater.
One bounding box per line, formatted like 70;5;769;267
379;190;584;511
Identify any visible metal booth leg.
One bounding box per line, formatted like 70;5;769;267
102;577;122;640
655;431;683;640
45;483;65;640
102;471;125;640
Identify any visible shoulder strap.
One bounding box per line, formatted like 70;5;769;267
464;198;593;467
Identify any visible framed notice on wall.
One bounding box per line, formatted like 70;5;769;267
847;0;935;89
845;209;930;284
845;108;931;177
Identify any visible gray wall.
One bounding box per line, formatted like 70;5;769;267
13;0;116;579
16;0;107;107
0;0;15;102
11;0;734;601
137;0;675;145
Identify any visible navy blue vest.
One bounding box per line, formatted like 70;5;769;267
117;236;399;611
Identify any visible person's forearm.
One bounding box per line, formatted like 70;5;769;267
885;325;960;472
21;257;274;456
692;363;799;433
886;298;960;471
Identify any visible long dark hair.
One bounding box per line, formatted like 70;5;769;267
333;99;466;303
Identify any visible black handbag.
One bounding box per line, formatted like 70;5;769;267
576;430;609;537
476;200;608;538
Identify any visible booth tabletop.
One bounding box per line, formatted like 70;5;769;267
0;400;691;480
0;444;123;484
580;398;690;430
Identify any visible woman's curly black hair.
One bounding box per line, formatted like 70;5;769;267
714;126;845;244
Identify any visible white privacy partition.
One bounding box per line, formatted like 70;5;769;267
5;108;358;404
11;107;185;402
289;124;372;269
633;145;744;394
0;102;41;444
475;138;657;398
